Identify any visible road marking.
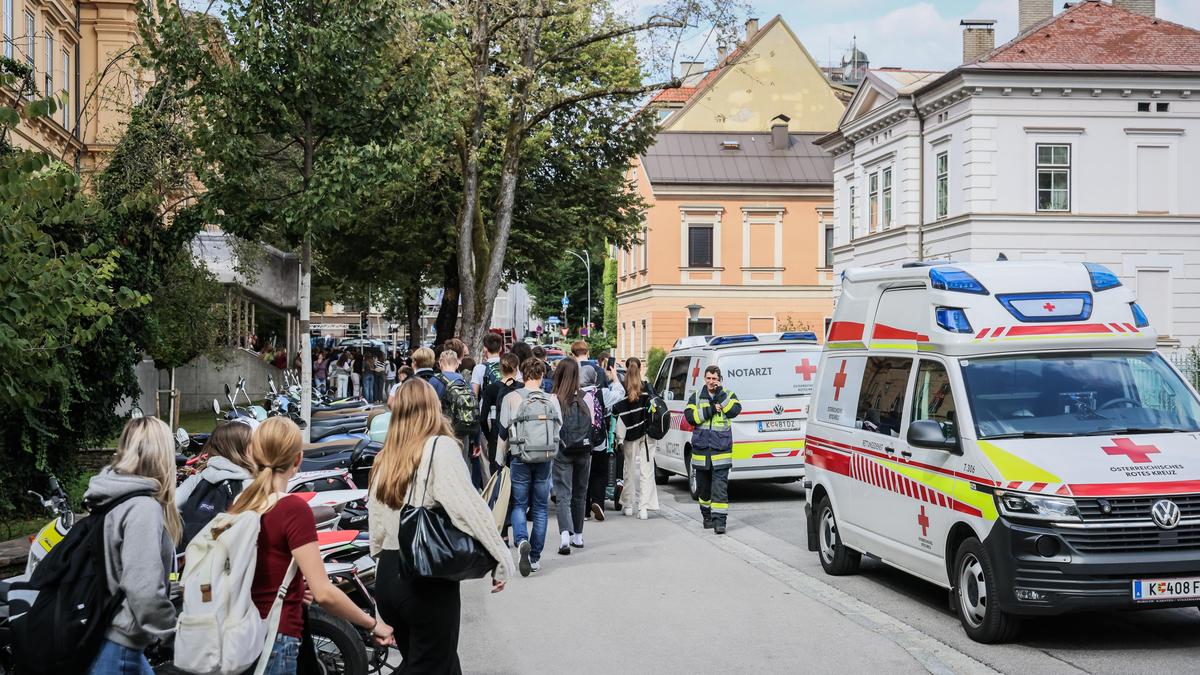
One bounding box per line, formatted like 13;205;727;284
657;501;999;675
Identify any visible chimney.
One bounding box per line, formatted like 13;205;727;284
745;17;759;42
1018;0;1052;33
771;114;790;150
680;60;705;79
960;19;996;63
716;44;728;62
1114;0;1156;17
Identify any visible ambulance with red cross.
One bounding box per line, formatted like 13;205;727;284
804;261;1200;643
651;332;823;497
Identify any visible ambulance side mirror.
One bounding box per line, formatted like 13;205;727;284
907;420;960;454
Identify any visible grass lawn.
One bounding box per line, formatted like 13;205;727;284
176;409;218;435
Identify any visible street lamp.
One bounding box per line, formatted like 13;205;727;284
568;249;591;337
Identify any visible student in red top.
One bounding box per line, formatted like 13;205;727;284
228;417;394;674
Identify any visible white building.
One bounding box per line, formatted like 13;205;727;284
817;0;1200;352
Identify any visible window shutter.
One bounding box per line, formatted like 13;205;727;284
688;225;713;267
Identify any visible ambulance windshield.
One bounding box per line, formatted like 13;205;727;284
719;350;820;402
961;352;1200;440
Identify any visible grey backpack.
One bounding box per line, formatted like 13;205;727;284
509;391;561;463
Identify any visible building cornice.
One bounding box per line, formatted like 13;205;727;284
651;184;832;199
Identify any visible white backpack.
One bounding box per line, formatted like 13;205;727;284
173;511;297;675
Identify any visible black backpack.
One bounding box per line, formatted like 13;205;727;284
436;373;481;437
646;394;671;440
179;478;244;551
10;492;149;674
560;392;594;452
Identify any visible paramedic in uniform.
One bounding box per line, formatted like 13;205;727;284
684;365;742;534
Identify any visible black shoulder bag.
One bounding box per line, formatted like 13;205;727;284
397;437;497;581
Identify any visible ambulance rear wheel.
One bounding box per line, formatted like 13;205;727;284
816;496;860;575
654;461;670;485
953;538;1020;643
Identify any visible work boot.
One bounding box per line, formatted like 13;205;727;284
703;517;713;529
714;523;726;535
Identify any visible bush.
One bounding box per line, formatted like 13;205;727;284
646;346;668;385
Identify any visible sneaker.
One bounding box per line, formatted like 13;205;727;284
530;560;541;573
703;518;713;529
714;523;726;535
518;540;532;577
590;503;605;522
570;534;584;548
623;507;634;517
558;544;571;555
638;509;648;520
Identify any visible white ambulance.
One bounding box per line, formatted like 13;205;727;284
652;332;822;497
804;261;1200;643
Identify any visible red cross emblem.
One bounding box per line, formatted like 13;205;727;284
832;360;848;401
691;360;701;386
1043;302;1056;312
1102;437;1160;464
795;358;817;381
917;505;930;537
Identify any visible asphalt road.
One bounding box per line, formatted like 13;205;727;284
457;477;1200;675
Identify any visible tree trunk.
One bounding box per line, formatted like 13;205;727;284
455;0;491;352
434;253;459;346
299;237;312;441
406;285;421;352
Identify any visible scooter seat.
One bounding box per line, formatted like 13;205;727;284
312;400;367;412
303;440;359;459
309;424;364;442
311;415;368;428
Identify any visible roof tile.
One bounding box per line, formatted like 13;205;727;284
640;131;833;186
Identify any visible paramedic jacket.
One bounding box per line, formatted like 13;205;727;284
684;386;742;466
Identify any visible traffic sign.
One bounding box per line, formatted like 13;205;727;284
561;293;569;308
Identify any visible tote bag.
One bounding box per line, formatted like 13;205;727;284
397;438;497;581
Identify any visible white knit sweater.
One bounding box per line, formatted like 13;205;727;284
368;435;515;582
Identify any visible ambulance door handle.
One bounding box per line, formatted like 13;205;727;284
884;446;895;454
900;450;913;458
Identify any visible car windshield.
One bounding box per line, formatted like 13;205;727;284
960;351;1200;440
719;349;821;401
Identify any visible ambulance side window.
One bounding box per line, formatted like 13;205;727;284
654;358;672;398
855;357;913;437
667;358;690;402
911;360;958;440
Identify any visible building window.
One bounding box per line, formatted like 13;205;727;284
881;167;893;228
3;0;12;59
43;30;52;96
640;318;647;356
1157;102;1170;113
824;220;834;268
688;318;713;337
687;224;713;268
935;151;949;220
1036;144;1071;212
641;226;648;270
868;171;879;232
1138;101;1151;112
23;10;32;67
848;184;856;236
62;48;69;127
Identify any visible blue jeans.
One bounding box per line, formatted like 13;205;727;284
87;640;153;675
259;634;301;675
363;373;376;402
509;459;551;562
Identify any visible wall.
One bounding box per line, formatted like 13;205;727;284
666;21;846;133
173;348;285;413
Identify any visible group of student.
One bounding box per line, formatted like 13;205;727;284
35;335;663;675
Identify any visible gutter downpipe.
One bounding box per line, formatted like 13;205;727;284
913;95;925;261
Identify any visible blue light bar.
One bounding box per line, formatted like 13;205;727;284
1130;302;1150;328
1083;262;1122;292
935;307;974;334
929;267;989;295
779;331;818;342
709;334;759;347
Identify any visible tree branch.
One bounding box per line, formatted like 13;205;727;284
524;79;680;131
536;16;685;69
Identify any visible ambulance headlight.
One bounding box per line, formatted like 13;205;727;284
995;491;1081;523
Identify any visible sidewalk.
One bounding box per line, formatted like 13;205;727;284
454;497;926;675
0;536;29;570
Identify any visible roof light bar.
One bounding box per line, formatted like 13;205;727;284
929;266;989;295
1130;302;1150;328
1083;262;1122;292
708;334;759;346
779;331;818;342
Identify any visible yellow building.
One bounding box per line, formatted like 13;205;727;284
616;16;848;359
2;0;144;174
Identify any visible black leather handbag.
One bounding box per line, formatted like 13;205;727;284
397;438;497;581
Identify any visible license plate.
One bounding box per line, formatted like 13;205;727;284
1132;577;1200;602
758;419;801;433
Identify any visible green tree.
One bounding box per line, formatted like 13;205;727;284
143;0;445;427
603;254;617;338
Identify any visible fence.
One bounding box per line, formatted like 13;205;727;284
1167;349;1200;390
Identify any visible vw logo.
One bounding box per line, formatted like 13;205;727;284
1151;499;1181;530
773;404;785;416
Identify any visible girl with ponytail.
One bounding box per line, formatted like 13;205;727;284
611;357;661;519
231;417;393;673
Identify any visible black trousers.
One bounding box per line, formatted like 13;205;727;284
552;451;591;534
587;450;609;512
695;462;731;526
376;550;462;674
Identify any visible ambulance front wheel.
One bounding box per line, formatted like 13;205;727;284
953;537;1020;643
686;456;699;501
816;496;860;575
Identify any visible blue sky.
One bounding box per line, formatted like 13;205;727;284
630;0;1200;72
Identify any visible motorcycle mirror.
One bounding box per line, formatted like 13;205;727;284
212;399;221;416
175;428;190;448
224;383;231;397
48;475;60;492
270;380;278;395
